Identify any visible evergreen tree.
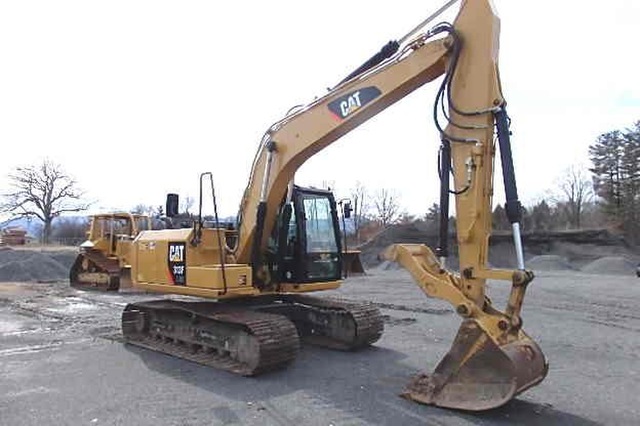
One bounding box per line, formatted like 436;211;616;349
589;131;625;217
492;205;510;231
530;200;553;231
589;122;640;241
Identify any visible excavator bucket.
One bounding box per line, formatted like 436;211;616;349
403;319;547;411
342;249;365;275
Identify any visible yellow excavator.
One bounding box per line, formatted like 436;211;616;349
70;212;151;291
121;0;548;411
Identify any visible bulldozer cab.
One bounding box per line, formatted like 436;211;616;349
86;213;150;257
270;186;343;284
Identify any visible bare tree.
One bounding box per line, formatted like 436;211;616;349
1;160;89;244
52;217;90;245
555;165;593;229
181;195;195;216
397;211;416;224
132;204;157;216
372;188;400;227
349;181;370;244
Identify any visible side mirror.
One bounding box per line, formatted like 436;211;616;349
166;193;179;218
342;201;353;219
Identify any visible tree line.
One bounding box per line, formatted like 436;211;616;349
338;120;640;244
1;119;638;244
498;120;637;243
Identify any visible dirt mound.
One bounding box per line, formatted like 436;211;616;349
47;251;78;270
375;260;402;271
527;255;575;271
0;247;74;282
358;223;442;267
358;225;639;272
580;256;638;275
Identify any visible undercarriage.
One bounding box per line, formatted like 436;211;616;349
121;295;383;375
70;250;122;291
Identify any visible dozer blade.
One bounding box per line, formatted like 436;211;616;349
403;319;547;411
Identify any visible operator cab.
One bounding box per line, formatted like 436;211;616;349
270;186;343;284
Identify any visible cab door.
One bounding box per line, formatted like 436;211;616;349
293;188;342;283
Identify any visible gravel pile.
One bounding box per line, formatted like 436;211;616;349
358;225;639;275
375;260;403;271
0;247;76;282
581;256;638;275
47;251;79;269
527;255;575;271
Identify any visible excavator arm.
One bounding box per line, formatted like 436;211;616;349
234;35;449;264
233;0;548;411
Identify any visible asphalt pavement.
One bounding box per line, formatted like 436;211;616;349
1;269;638;426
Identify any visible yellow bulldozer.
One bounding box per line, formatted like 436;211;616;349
70;212;151;291
119;0;547;411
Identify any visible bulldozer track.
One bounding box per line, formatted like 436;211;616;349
70;250;120;291
121;300;300;376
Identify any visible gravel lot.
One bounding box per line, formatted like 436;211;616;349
1;267;639;426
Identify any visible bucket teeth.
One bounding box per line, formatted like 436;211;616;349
403;320;548;411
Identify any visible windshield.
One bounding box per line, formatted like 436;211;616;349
135;216;150;232
303;196;338;253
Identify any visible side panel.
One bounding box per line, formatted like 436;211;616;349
132;228;257;298
187;265;251;290
134;238;167;284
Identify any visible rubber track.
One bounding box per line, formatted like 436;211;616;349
284;295;384;350
122;300;300;376
70;250;120;291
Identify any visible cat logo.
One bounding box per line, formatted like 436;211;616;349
328;86;381;120
340;91;363;116
169;244;184;262
167;242;187;285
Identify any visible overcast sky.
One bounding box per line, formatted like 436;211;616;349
1;0;638;219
